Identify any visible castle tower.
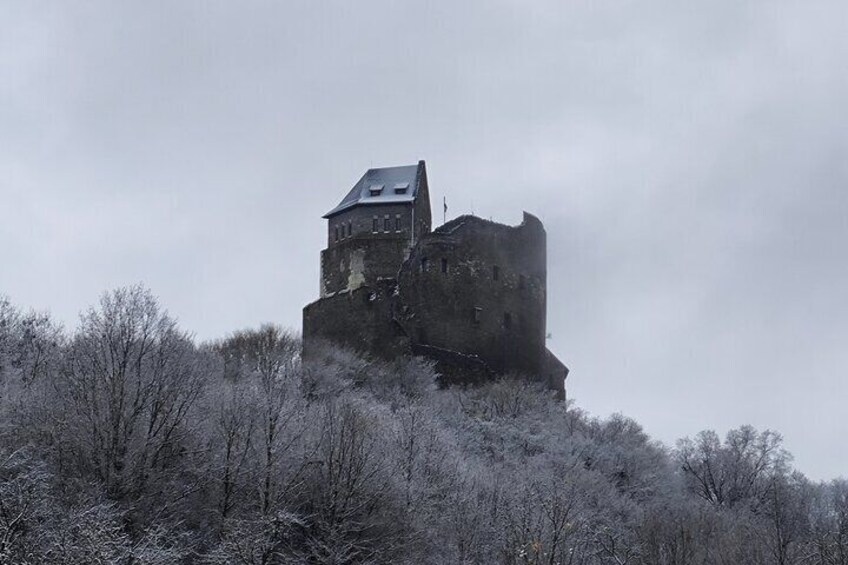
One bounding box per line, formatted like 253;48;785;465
319;161;431;297
395;213;549;378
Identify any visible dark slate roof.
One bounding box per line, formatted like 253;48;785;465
323;161;424;218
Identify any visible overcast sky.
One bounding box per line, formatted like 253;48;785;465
2;1;846;480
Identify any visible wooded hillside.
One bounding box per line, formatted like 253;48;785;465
0;286;845;564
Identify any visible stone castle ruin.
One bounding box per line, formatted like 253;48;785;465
302;161;568;397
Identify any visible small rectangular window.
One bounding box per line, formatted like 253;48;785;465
384;216;391;232
395;215;401;232
441;258;448;273
348;221;352;237
473;307;482;324
372;217;378;233
368;184;384;196
334;226;339;242
393;182;409;194
492;265;500;281
421;257;429;272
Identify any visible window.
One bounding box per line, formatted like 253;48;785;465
395;214;401;232
473;307;482;324
421;257;429;272
393;182;409;194
334;226;339;242
441;258;448;274
503;312;512;329
368;184;384;196
347;221;352;237
384;215;391;232
372;217;378;233
492;265;500;281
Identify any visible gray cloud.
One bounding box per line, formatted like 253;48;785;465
2;0;846;479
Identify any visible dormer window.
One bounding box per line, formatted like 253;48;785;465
368;184;384;196
393;182;409;194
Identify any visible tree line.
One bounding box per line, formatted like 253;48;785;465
0;286;846;564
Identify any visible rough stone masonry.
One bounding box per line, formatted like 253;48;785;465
302;161;568;398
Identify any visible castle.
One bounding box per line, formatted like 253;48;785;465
302;161;568;397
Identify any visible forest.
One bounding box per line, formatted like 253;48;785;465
0;285;846;564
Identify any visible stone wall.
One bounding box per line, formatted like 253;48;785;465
412;160;432;239
326;203;418;249
395;212;548;378
320;204;418;297
303;280;409;358
544;348;569;400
